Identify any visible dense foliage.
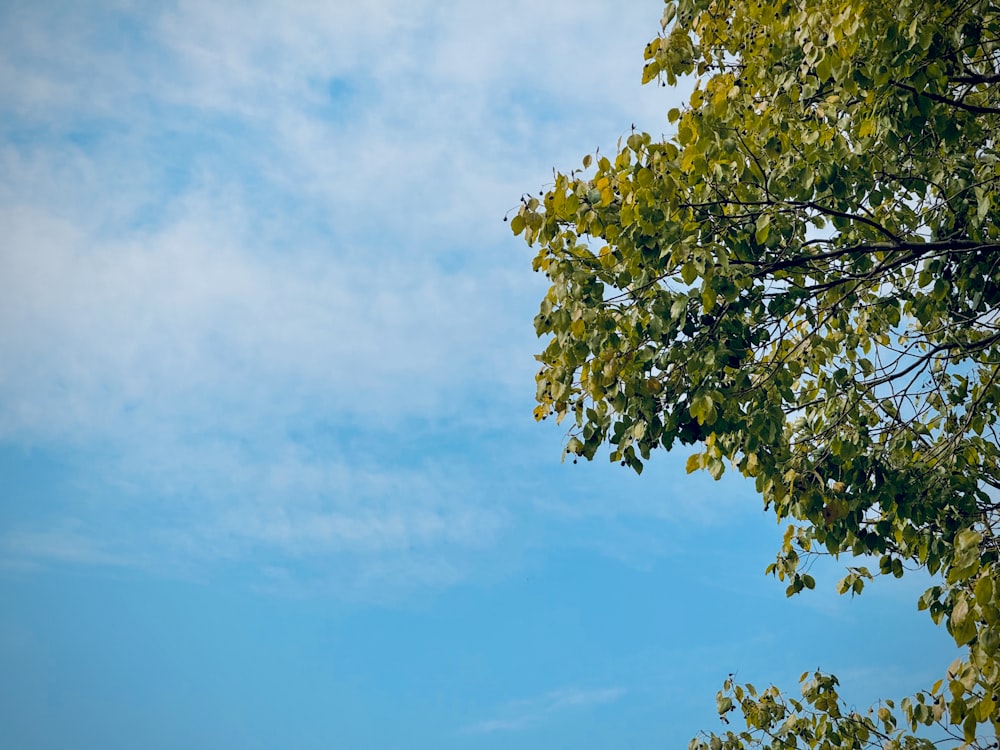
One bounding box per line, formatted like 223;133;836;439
513;0;1000;744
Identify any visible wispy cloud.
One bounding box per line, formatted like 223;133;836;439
0;518;141;571
0;192;527;441
460;686;627;734
0;0;691;595
0;439;514;599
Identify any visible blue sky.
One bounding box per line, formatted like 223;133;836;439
0;2;959;748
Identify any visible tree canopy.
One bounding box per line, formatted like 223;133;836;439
513;0;1000;745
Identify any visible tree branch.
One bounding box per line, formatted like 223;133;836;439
892;79;1000;116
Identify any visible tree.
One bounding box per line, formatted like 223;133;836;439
512;0;1000;745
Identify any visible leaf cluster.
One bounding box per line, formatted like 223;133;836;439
514;0;1000;742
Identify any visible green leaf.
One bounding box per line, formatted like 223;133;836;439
949;529;982;583
707;458;724;480
754;214;770;245
950;594;976;646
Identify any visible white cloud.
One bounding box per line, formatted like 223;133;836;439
0;520;137;570
0;0;695;594
460;685;627;734
146;0;675;240
0;440;513;598
0;189;530;442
